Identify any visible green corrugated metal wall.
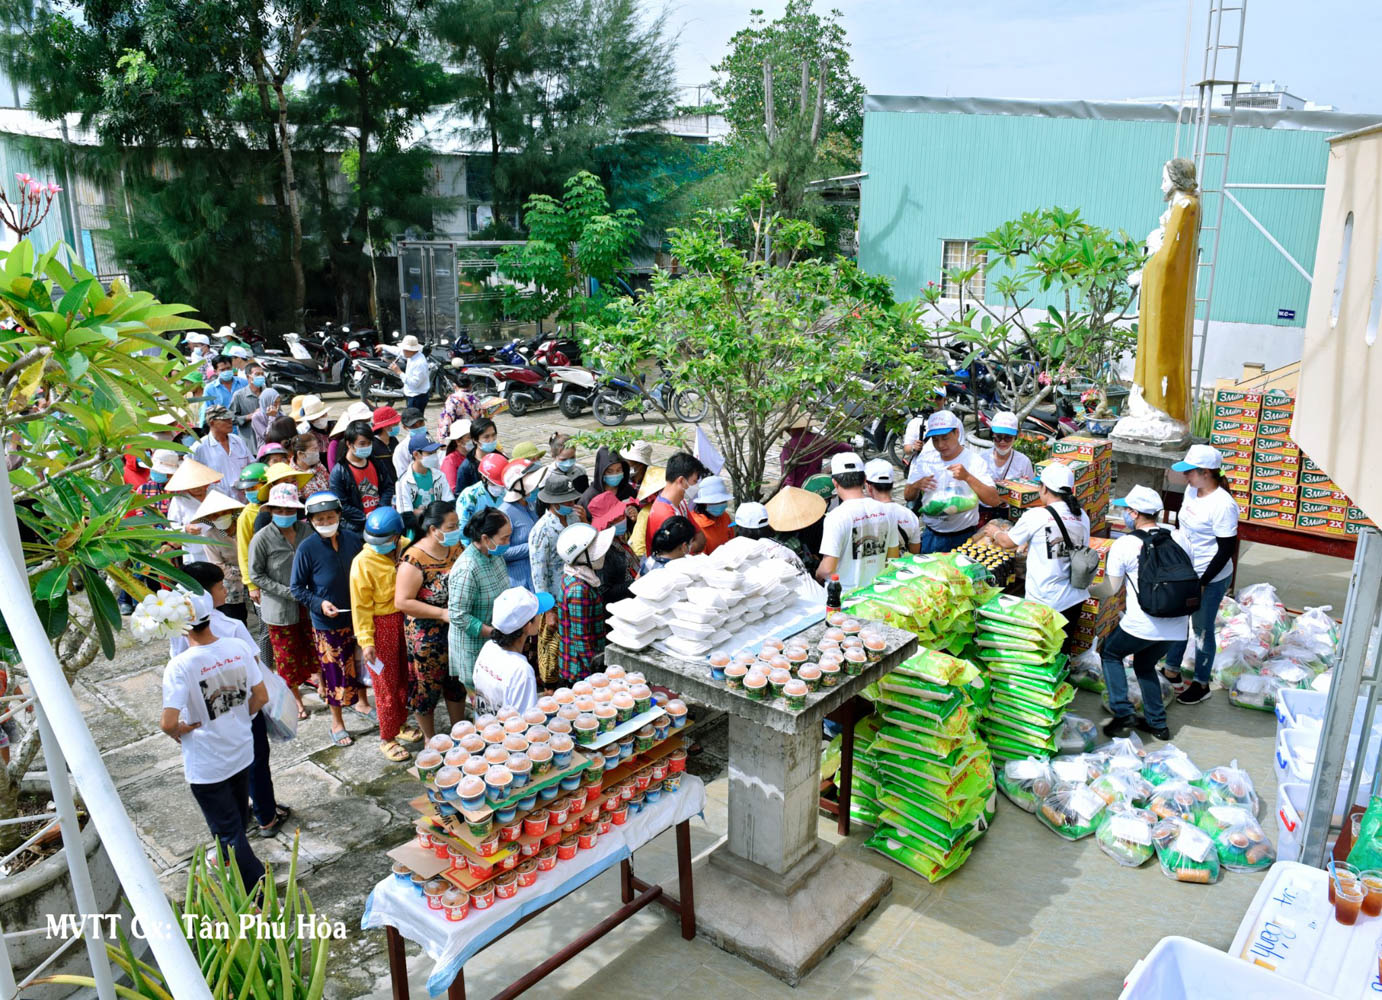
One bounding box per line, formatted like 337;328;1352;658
859;109;1331;326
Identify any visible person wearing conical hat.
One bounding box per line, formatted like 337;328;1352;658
166;458;231;564
190;490;249;622
765;484;828;577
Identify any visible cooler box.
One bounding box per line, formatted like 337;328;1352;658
1273;721;1381;792
1119;935;1331;1000
1274;781;1310;863
1276;689;1369;736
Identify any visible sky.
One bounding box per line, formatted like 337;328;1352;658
668;0;1382;114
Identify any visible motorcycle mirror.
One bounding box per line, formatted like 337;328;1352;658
451;358;462;368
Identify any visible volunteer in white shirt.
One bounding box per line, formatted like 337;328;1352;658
160;591;269;888
473;586;554;714
864;458;921;554
980;410;1035;484
1090;485;1185;741
393;334;432;414
990;462;1091;643
730;502;806;571
816;452;900;591
903;410;1001;553
1163;444;1239;705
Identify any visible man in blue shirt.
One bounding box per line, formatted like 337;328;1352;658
204;354;248;412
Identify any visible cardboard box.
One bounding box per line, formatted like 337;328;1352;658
1260;388;1295;408
1247;506;1297;524
1051;435;1113;461
1296;512;1348;534
1347;520;1377;535
1254;420;1295;442
1302;456;1325;474
999;480;1042;508
1259;405;1296;424
1213;387;1264;407
1210;431;1258;451
1301;485;1349;504
1301;468;1334;485
1250;466;1300;486
1252;450;1302;470
1299;499;1349;517
1211;417;1260;435
1347;506;1375;526
1211;402;1261;423
1250;481;1300;502
1247;494;1296;514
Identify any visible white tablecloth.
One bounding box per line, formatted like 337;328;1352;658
361;774;706;996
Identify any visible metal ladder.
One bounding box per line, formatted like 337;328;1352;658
1188;0;1248;401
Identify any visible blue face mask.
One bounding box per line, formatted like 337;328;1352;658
603;473;623;488
557;459;576;472
614;521;627;536
706;503;728;518
369;541;396;554
353;445;373;459
149;470;170;484
252;375;266;388
272;513;298;528
479;439;498;453
441;528;463;547
489;542;510;557
388;425;399;437
218;370;233;382
1123;509;1138;532
556;505;574;517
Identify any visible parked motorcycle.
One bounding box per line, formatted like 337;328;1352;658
257;332;352;396
354;344;443;407
554;366;601;419
592;365;707;427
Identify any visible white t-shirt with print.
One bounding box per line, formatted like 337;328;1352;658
162;636;263;785
473;641;539;715
1173;486;1238;584
907;445;995;533
1008;504;1092;613
1107;531;1191;642
887;502;921;551
820;496;899;592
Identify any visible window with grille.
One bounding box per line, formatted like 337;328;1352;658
940;240;986;300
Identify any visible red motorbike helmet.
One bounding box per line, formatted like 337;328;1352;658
479;453;510;488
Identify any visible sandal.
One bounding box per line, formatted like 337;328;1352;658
330;728;354;747
380;740;410;762
351;705;378;723
396;725;424;745
296;705;310;721
258;806;292;838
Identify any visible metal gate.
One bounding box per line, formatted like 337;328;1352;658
396;240;459;346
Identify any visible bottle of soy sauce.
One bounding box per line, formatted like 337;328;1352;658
825;573;842;614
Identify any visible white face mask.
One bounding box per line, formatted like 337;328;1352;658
302;451;320;467
422;453;442;470
211;515;233;531
315;522;339;538
486;481;505;498
683;481;699;503
312;418;329;430
994;441;1013;456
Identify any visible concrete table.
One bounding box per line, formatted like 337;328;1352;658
607;619;918;984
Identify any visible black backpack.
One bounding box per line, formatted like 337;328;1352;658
1129;528;1201;618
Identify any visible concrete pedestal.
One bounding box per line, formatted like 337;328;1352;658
607;619;916;983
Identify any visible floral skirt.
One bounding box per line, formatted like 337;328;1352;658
312;625;360;708
267;616;315;689
406;617;451;714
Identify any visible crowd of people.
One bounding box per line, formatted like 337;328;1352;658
148;348;1240;888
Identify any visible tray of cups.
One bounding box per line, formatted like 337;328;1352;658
577;705;668;752
598;734;687;792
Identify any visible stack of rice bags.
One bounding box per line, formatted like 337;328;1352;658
861;647;995;882
848;553;996;653
972;594;1076;761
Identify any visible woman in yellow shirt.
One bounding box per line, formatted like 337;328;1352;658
351;507;423;761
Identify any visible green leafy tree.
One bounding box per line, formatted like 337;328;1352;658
591;175;937;502
0;235;206;853
914;205;1144;424
497;171;639;328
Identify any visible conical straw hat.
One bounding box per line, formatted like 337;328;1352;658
636;466;667;502
190;490;245;523
766;485;827;532
165;458;224;493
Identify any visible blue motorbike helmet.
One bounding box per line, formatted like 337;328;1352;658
364;506;405;545
304;491;342;517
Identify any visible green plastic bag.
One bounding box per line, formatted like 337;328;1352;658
922;492;978;517
1347;795;1382;872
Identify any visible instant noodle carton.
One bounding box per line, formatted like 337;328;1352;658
1036;457;1094;486
1296;512;1348;536
1348;506;1376;528
1246;507;1298;529
1052;435;1113;463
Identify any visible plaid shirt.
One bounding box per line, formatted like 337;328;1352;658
447;543;511;687
134;480;170;517
557;572;606;682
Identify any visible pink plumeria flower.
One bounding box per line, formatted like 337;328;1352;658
45;182;61;195
15;173;29;185
27;180;41;198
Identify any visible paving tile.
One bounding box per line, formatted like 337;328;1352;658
99;731;185;786
885;898;1037;996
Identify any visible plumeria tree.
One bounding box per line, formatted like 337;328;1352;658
0;173;62;237
0;213;205;853
590;175;936;502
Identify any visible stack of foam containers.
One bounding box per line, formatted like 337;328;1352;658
1273;687;1380;862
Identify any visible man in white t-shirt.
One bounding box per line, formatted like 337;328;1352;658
161;591;269;888
816;452;900;591
1089;485;1188;741
864;458;921;554
903;410;1001;553
979;410;1036;485
473;587;553;714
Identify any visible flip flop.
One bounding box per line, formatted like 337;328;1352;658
351;705;378;723
396;725;424;745
330;728;354;746
296;706;310;721
258;807;291;838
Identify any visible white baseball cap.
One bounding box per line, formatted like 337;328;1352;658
864;458;895;486
829;452;865;476
491;586;556;634
1114;484;1164;515
1172;444;1224;473
184;589;215;625
151;449;181;475
734;501;769;529
1039;462;1075;493
990;411;1020;436
924;410;962;439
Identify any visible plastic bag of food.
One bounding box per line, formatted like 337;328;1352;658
1090;769;1154;808
1068;646;1105;692
1098;663;1175;717
1195;805;1276;872
1151;816;1222;883
1142;744;1202;786
1051;753;1104;785
1214;596;1242;629
1095;734;1147;760
1147;779;1209;822
921;486;978;517
1037;782;1107;840
1275;605;1338;670
1058;714;1098;754
1210;644;1255;692
1096;804;1157;867
1237;582;1288;645
1201;761;1260;816
995;757;1055;814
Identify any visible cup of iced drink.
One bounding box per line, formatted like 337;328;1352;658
1362;870;1382;917
1329;860;1359;904
1336;877;1365;926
